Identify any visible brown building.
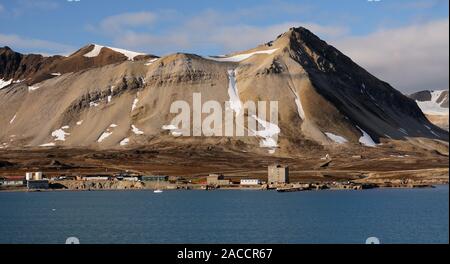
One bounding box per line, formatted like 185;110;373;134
206;174;230;186
268;165;289;184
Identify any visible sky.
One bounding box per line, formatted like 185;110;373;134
0;0;448;93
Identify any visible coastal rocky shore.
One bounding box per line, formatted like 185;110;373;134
51;180;145;190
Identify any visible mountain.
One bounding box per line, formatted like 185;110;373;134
0;27;448;154
409;90;449;131
0;44;157;87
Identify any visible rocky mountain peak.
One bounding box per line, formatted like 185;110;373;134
0;27;448;152
0;46;14;54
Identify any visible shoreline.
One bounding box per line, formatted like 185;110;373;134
1;183;447;193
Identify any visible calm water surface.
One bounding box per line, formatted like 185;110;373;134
0;185;448;244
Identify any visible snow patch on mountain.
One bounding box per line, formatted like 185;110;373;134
51;126;70;141
97;131;113;143
108;86;114;102
162;124;183;137
205;48;278;62
119;138;129;146
398;128;408;135
28;85;40;91
356;126;376;147
290;88;305;120
39;143;56;147
424;124;440;137
415;90;449;116
131;97;139;111
145;58;158;66
97;124;118;143
0;79;12;89
325;132;348;144
131;125;144;135
84;44;145;61
9;114;17;124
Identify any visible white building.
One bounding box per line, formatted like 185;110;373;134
82;176;110;181
25;172;43;181
122;177;140;182
0;180;24;186
25;172;33;181
240;179;261;185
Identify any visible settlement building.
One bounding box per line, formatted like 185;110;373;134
141;175;169;182
25;172;49;190
0;178;25;186
26;172;43;181
268;165;289;185
82;176;110;181
207;174;230;186
240;179;261;185
122;177;140;182
27;180;49;190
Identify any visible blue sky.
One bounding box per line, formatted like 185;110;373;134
0;0;448;93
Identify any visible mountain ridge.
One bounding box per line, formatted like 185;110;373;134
0;27;448;154
0;44;157;87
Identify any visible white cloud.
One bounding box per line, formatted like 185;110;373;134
113;22;347;56
97;12;157;34
85;7;448;94
334;19;449;94
0;33;75;55
91;10;347;56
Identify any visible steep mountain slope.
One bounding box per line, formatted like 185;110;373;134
409;90;449;131
0;27;447;154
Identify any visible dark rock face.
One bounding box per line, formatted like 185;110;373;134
283;27;437;139
287;27;424;119
409;90;433;102
0;47;48;82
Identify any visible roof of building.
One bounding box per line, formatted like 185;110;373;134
4;176;25;180
270;164;288;168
